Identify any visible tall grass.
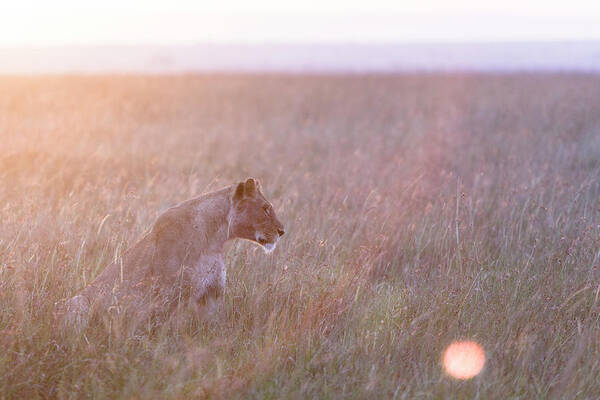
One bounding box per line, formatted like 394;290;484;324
0;73;599;398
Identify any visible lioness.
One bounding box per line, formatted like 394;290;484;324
58;178;284;331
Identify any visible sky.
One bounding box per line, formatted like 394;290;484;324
2;0;600;46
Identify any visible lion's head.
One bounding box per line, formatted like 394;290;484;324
229;178;284;253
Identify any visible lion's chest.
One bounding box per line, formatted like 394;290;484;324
188;254;226;298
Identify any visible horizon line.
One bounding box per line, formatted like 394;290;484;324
2;39;600;49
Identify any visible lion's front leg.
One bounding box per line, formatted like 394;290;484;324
193;283;225;321
189;255;226;321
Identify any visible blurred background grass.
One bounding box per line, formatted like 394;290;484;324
0;73;599;398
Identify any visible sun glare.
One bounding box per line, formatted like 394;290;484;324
443;341;485;380
2;0;600;46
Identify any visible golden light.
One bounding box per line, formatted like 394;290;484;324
443;341;485;379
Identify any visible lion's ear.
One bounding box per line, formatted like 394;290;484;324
244;178;258;196
233;182;245;201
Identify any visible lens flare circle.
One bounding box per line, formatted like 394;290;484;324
443;341;485;379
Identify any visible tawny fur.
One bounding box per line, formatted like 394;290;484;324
56;178;284;332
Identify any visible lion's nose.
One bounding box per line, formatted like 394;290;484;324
277;228;285;236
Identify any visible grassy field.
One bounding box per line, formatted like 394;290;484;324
1;73;600;399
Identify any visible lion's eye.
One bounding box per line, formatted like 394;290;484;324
263;206;271;216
